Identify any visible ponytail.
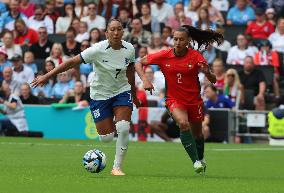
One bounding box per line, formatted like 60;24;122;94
177;25;224;49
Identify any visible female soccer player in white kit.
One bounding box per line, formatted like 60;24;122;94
31;19;140;176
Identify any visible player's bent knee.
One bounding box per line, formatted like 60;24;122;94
116;120;130;135
178;120;190;131
99;132;114;143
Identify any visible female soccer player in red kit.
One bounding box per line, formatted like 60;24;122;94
135;25;223;174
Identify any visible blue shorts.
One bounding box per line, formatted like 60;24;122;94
89;91;133;123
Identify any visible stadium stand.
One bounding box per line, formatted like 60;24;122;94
0;0;282;142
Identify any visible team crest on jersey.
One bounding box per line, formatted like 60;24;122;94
188;64;193;69
125;58;130;65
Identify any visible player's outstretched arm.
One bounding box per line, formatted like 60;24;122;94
198;62;217;84
31;55;82;88
135;56;155;94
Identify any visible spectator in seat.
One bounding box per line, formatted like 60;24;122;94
19;0;35;18
227;34;257;65
150;0;174;24
79;40;92;78
184;0;202;24
11;54;34;84
0;0;28;32
245;8;275;39
97;0;119;21
59;81;89;106
81;3;106;32
161;26;173;47
89;28;102;47
239;56;266;110
0;48;12;77
75;21;89;43
265;8;277;26
0;82;28;136
223;68;244;106
14;19;39;46
204;84;234;109
2;67;21;96
46;43;68;67
29;26;53;60
1;30;22;60
138;3;161;33
226;0;255;25
20;82;39;104
51;71;74;99
201;0;225;25
62;27;81;57
23;51;37;74
44;0;60;26
212;58;225;92
27;5;54;34
268;17;284;53
147;33;168;57
117;7;131;31
123;18;152;49
71;18;81;35
140;66;165;100
253;39;280;100
167;2;192;31
194;7;217;30
74;0;88;19
32;60;56;98
55;3;76;34
202;45;217;65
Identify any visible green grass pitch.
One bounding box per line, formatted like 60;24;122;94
0;137;284;193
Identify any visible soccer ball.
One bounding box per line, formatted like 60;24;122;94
83;149;107;173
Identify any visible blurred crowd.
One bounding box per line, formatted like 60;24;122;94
0;0;283;112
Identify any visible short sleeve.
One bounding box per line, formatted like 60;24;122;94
194;51;207;65
146;50;167;66
80;46;98;64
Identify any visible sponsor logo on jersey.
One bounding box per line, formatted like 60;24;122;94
188;64;193;69
165;64;171;67
102;60;108;63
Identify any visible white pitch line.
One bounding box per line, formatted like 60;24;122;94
1;141;284;151
211;148;284;151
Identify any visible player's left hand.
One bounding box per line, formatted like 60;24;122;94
198;62;210;74
133;96;141;108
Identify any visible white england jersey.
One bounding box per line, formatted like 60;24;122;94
80;40;135;100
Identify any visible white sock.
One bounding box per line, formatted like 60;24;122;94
113;120;130;169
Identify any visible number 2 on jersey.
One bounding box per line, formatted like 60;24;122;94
115;69;122;78
177;73;182;84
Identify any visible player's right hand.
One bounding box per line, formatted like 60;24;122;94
143;80;155;95
31;75;48;88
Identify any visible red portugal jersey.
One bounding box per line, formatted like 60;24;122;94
146;48;206;105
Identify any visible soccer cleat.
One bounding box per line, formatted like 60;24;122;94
111;168;125;176
193;160;204;174
201;159;207;173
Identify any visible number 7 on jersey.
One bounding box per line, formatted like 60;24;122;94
115;69;122;78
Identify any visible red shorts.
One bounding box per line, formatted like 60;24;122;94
165;100;204;122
